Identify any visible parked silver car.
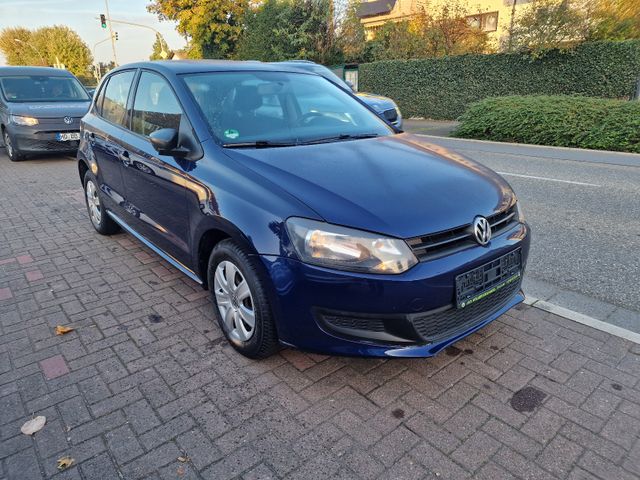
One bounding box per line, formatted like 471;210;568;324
0;66;91;161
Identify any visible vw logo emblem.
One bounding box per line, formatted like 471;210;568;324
472;216;492;245
63;116;73;125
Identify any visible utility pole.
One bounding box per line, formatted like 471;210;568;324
14;38;45;65
104;0;118;65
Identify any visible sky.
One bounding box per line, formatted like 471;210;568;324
0;0;187;66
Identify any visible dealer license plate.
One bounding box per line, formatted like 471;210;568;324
455;249;522;309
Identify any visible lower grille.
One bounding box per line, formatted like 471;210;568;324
17;138;79;152
411;278;521;342
316;278;520;345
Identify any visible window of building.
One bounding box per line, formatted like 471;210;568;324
467;12;499;32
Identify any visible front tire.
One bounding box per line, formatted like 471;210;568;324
83;171;119;235
208;239;279;358
3;129;24;162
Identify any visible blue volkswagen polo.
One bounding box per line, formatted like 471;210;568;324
78;61;530;358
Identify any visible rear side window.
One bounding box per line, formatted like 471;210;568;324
102;70;135;127
131;71;182;136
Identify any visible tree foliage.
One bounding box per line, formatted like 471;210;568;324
0;25;92;78
365;0;491;61
336;0;368;63
235;0;340;64
147;0;248;58
589;0;640;41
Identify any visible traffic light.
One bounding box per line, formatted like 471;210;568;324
114;32;119;41
100;14;107;28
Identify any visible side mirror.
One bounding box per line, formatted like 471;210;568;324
149;128;190;158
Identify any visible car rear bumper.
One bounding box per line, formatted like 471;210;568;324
260;222;530;357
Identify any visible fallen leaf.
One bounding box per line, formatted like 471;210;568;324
21;416;46;435
177;456;189;463
55;326;74;336
57;456;74;470
177;465;185;477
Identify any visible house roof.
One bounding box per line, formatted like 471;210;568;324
356;0;397;18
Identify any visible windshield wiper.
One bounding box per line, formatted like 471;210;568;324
222;140;298;148
298;133;380;145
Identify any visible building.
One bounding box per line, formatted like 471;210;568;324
357;0;531;45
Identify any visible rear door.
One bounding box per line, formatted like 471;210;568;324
86;70;136;210
120;70;194;266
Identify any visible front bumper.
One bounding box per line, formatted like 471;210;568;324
260;222;530;357
8;124;80;153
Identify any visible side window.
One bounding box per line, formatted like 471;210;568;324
93;79;108;116
132;72;182;137
102;70;135;127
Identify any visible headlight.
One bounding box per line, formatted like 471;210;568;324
286;217;418;274
10;115;39;126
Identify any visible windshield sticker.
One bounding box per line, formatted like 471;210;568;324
224;129;240;139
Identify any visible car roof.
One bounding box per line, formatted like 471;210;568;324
110;60;317;76
0;66;75;77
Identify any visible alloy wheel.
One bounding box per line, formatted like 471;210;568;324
213;260;256;342
4;132;13;158
85;180;102;227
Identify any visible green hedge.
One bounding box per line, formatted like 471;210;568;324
453;95;640;153
358;41;640;120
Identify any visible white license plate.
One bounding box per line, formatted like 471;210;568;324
56;132;80;141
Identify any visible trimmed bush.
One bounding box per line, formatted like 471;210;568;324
358;40;640;120
453;95;640;153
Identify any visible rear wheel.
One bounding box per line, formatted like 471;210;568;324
208;239;279;358
3;129;24;162
83;171;119;235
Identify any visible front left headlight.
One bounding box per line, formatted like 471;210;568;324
10;115;39;126
286;217;418;274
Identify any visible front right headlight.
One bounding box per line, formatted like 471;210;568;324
10;115;39;126
286;217;418;274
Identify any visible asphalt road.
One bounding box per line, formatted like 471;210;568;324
414;135;640;324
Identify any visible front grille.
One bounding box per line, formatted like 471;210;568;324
411;278;521;342
17;138;79;152
37;117;82;125
407;204;518;261
382;108;398;123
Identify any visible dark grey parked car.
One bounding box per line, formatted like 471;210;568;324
273;60;403;128
0;66;91;161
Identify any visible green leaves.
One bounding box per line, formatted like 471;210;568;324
359;40;640;120
454;95;640;153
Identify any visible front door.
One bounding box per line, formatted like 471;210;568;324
121;71;193;267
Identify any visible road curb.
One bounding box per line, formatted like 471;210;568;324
525;296;640;345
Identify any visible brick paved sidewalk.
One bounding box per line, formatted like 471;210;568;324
1;155;640;480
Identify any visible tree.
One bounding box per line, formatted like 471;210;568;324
367;21;422;61
410;2;491;57
147;0;248;58
589;0;640;40
506;0;590;55
235;0;341;64
0;25;92;77
336;0;369;63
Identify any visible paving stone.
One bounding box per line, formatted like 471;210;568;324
1;156;639;480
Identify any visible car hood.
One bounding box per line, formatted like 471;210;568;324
8;101;91;118
356;92;396;113
222;133;515;239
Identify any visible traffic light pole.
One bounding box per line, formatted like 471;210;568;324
104;0;118;65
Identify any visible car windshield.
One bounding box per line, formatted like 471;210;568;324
0;75;90;102
182;71;392;146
